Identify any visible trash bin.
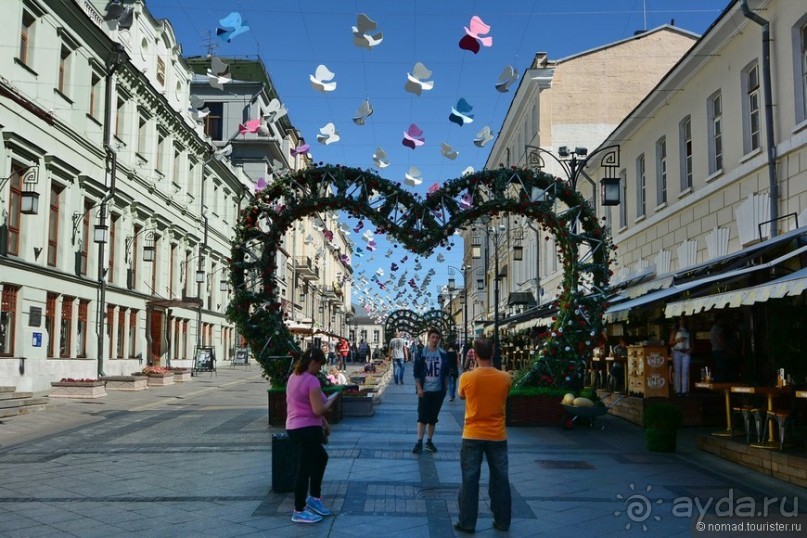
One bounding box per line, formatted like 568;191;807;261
271;432;298;493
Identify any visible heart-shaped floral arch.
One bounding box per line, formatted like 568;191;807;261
227;165;614;387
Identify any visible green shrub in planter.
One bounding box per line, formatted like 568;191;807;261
644;402;683;452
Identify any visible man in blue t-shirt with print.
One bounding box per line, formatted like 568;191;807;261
412;327;449;454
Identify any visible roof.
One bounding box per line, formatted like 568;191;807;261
508;292;536;306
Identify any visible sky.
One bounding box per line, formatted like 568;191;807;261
145;0;730;318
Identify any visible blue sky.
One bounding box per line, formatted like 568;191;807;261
146;0;729;316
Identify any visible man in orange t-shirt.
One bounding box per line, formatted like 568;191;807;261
455;337;512;534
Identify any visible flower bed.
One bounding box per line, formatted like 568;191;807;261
101;375;148;391
268;389;343;427
50;380;107;399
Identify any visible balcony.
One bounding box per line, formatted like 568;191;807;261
294;256;319;280
320;285;340;299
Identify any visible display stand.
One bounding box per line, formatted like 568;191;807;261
231;346;250;369
193;346;217;376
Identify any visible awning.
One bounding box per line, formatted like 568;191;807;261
286;321;314;334
604;243;807;322
665;267;807;317
508;291;536;306
620;275;674;299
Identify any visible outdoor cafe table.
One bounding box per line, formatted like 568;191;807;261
694;382;746;437
730;385;793;448
797;390;807;399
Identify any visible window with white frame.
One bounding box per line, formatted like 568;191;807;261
156;57;166;86
19;9;35;66
655;137;667;206
155;132;165;173
619;168;627;229
115;91;126;140
679;116;693;192
793;19;807;123
707;91;723;174
742;62;761;153
636;154;646;218
57;44;72;95
89;72;102;120
137;114;148;156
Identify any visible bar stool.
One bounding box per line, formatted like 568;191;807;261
732;405;761;443
766;409;792;450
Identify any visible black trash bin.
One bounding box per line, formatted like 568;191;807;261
271;432;299;493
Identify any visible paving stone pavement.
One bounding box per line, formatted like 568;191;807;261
0;363;805;537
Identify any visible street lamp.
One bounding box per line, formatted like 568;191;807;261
447;265;469;349
471;216;522;369
524;144;621;207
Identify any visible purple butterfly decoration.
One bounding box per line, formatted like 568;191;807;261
460;193;473;209
402;123;425;150
390;263;399;272
323;229;334;242
254;177;267;192
353;220;364;232
291;143;310;156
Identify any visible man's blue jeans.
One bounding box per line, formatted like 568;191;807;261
393;359;405;384
457;439;511;531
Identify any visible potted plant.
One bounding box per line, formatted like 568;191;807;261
50;378;107;399
340;387;375;417
644;402;683;452
142;366;175;386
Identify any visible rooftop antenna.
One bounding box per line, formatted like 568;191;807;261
202;30;218;57
643;0;648;30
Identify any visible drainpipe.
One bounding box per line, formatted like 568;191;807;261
740;0;778;236
96;44;127;377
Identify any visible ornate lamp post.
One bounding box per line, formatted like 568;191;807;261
447;265;469;349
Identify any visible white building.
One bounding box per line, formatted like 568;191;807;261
0;0;246;393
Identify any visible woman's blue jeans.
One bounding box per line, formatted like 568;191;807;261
457;439;511;531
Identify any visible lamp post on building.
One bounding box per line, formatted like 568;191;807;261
447;265;469;349
471;216;523;369
524;144;622;207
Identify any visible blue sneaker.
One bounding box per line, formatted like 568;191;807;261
306;496;332;516
291;509;322;523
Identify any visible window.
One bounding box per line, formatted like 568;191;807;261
108;215;117;284
182;319;188;359
115;94;125;139
656;137;667;206
795;21;807;123
679;116;693;191
172;148;181;185
150;235;158;294
204;102;223;140
742;63;760;153
19;10;35;65
77;300;88;357
117;308;126;358
156;133;165;172
131;225;140;290
80;199;91;274
169;244;176;298
107;305;114;357
60;297;73;358
137;115;147;156
156;57;166;86
173;319;180;359
46;294;56;357
619;169;627;229
58;45;72;95
47;186;62;267
128;309;138;358
89;73;101;119
636;154;646;218
373;330;379;344
0;286;19;356
6;163;24;256
707;91;723;174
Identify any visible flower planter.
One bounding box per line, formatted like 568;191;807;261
101;376;148;391
147;372;175;387
172;371;191;382
342;396;375;417
506;394;566;427
50;381;107;399
268;390;343;427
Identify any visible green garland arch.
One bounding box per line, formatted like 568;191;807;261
226;165;614;388
383;309;457;345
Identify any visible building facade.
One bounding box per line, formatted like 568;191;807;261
0;0;248;392
469;25;698;334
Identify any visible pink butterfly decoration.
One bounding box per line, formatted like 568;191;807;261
255;177;267;192
402;123;425;150
239;119;262;134
427;183;441;196
291;143;310;156
459;16;492;54
323;229;334;242
460;193;473;209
